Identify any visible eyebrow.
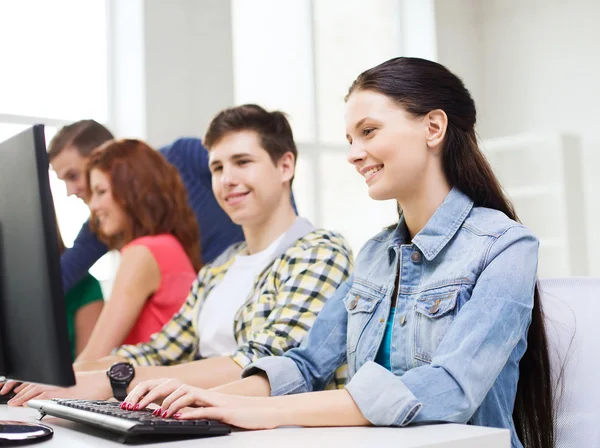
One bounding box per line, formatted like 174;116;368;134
345;117;369;141
209;152;254;169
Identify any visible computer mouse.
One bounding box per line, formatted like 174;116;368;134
0;392;17;405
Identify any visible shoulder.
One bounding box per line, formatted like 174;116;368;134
66;273;103;300
159;138;207;165
282;229;353;262
462;207;537;243
124;234;181;251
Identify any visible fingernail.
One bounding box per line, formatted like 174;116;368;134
153;408;161;416
120;402;127;410
134;404;140;411
127;403;133;411
173;413;182;418
161;410;168;418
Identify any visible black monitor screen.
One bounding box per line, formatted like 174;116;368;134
0;125;74;387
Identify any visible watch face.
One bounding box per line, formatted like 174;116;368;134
109;363;134;381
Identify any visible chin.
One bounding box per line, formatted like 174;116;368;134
367;186;394;201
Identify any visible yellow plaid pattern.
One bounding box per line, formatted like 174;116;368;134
114;229;353;388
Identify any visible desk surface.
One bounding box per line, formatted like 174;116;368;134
0;405;510;447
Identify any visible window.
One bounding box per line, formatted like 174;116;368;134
0;0;111;288
232;0;401;252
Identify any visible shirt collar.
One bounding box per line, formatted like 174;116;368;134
389;187;474;261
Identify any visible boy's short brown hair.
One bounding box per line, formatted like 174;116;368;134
47;119;114;161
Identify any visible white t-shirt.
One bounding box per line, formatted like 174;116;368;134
197;233;285;358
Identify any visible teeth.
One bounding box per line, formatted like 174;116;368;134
364;166;383;177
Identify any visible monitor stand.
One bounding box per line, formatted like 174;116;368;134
0;225;54;445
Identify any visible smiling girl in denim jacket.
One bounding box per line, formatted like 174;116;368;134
124;57;554;448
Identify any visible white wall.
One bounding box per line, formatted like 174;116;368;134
108;0;235;148
436;0;600;275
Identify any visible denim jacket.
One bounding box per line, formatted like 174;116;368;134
243;188;538;448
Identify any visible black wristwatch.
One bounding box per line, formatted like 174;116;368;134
106;362;135;401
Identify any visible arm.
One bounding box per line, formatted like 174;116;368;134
230;240;352;373
124;238;353;406
75;245;160;362
227;278;353;397
344;226;539;427
61;220;108;293
74;301;104;356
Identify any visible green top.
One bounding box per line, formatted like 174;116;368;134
64;273;104;361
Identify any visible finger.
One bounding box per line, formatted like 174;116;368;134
0;381;20;395
163;391;211;418
8;385;45;407
14;382;27;393
157;388;192;416
135;379;183;410
176;407;231;423
124;379;167;408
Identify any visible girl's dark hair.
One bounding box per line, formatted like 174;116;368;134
347;57;554;448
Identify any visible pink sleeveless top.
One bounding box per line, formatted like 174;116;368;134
121;234;197;345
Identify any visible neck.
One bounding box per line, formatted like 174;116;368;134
242;196;297;254
398;169;451;240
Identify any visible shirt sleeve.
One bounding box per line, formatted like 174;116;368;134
344;225;539;427
231;235;352;370
242;277;352;395
112;270;206;366
61;220;108;294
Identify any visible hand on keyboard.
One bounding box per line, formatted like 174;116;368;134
121;378;276;430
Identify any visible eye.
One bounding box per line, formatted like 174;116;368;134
237;159;250;166
362;127;375;137
211;166;223;173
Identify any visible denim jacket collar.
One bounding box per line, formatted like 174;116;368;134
389;187;474;261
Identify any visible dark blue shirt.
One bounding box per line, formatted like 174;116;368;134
61;138;245;293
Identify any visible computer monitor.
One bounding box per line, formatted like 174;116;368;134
0;125;75;387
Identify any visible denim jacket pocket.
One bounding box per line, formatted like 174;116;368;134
413;286;460;366
344;283;383;356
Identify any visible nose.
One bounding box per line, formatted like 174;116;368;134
347;141;367;167
220;165;237;187
88;195;99;213
65;182;76;197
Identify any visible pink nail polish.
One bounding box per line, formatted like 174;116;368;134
161;410;168;418
127;403;133;411
120;402;127;410
173;413;182;418
134;404;140;411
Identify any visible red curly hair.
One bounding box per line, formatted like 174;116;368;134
85;139;202;272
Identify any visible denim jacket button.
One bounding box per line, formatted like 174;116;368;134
410;251;422;263
429;300;441;314
399;314;406;326
349;297;358;310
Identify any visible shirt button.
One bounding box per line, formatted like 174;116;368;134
399;315;406;326
348;297;359;310
410;251;422;263
429;299;441;314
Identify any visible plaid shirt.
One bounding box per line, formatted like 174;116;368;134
114;228;353;388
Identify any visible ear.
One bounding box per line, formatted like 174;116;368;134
425;109;448;151
278;152;296;184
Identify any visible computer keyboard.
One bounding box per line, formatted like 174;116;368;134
27;399;231;442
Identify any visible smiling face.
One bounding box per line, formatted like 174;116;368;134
208;130;294;228
51;146;89;200
87;169;129;237
345;90;431;202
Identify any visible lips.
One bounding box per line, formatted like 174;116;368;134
225;191;250;205
360;164;384;183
